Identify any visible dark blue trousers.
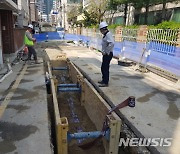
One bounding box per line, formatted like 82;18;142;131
27;46;37;61
101;52;113;84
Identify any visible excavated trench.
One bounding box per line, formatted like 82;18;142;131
55;68;105;154
45;52;150;154
45;58;107;154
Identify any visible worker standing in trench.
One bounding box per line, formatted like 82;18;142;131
24;24;39;64
98;22;114;87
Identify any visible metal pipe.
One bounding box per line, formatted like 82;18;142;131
52;67;68;70
58;87;81;92
58;84;78;87
67;129;110;142
69;131;101;139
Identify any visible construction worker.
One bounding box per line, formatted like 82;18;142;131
98;21;114;87
24;24;38;64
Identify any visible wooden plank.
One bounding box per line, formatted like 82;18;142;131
83;78;110;130
68;60;83;85
47;61;61;124
108;115;121;154
47;62;68;154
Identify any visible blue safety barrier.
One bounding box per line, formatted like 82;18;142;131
34;32;65;42
34;33;180;77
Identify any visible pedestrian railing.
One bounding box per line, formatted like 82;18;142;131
122;29;138;42
34;27;180;77
147;29;178;56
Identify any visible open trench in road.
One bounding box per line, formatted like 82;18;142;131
44;53;152;154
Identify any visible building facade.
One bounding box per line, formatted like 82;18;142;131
0;0;18;68
30;0;38;25
17;0;30;27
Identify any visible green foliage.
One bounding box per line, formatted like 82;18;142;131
107;24;139;29
88;21;180;30
125;25;139;29
82;10;98;27
108;24;122;29
149;21;180;29
88;24;99;28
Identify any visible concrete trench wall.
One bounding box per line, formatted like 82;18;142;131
46;51;121;154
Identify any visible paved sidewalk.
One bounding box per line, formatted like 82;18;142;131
0;60;52;154
58;45;180;154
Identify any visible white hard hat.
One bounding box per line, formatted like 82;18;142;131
99;21;108;29
28;24;33;29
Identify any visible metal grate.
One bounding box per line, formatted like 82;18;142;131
147;29;178;56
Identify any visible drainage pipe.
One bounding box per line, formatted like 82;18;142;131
67;130;110;142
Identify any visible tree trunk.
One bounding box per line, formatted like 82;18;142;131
144;1;149;25
162;0;167;21
124;3;128;25
109;10;117;25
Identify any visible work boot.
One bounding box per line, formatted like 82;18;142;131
99;83;108;87
98;80;104;84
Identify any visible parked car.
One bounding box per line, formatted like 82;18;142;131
56;27;65;39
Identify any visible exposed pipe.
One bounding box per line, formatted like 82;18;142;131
52;67;68;70
58;83;78;87
67;129;110;142
58;87;81;92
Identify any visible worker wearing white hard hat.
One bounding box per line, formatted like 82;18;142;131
98;21;114;87
99;22;108;29
24;24;39;64
28;24;33;29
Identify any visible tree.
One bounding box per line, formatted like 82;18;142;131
82;10;98;27
86;0;109;23
154;0;179;22
107;0;123;24
67;6;80;26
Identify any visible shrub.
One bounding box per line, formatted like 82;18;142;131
148;21;180;29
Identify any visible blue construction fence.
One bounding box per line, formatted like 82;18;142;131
34;32;180;77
